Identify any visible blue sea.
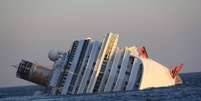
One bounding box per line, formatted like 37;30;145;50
0;72;201;101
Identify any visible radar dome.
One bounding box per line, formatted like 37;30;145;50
48;49;64;62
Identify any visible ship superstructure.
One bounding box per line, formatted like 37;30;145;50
15;33;183;95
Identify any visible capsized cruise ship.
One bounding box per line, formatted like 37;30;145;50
15;33;184;95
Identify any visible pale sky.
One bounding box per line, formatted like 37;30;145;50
0;0;201;87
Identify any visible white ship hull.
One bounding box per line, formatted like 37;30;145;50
15;33;183;95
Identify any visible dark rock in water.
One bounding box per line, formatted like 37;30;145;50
0;72;201;101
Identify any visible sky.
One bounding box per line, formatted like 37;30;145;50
0;0;201;87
